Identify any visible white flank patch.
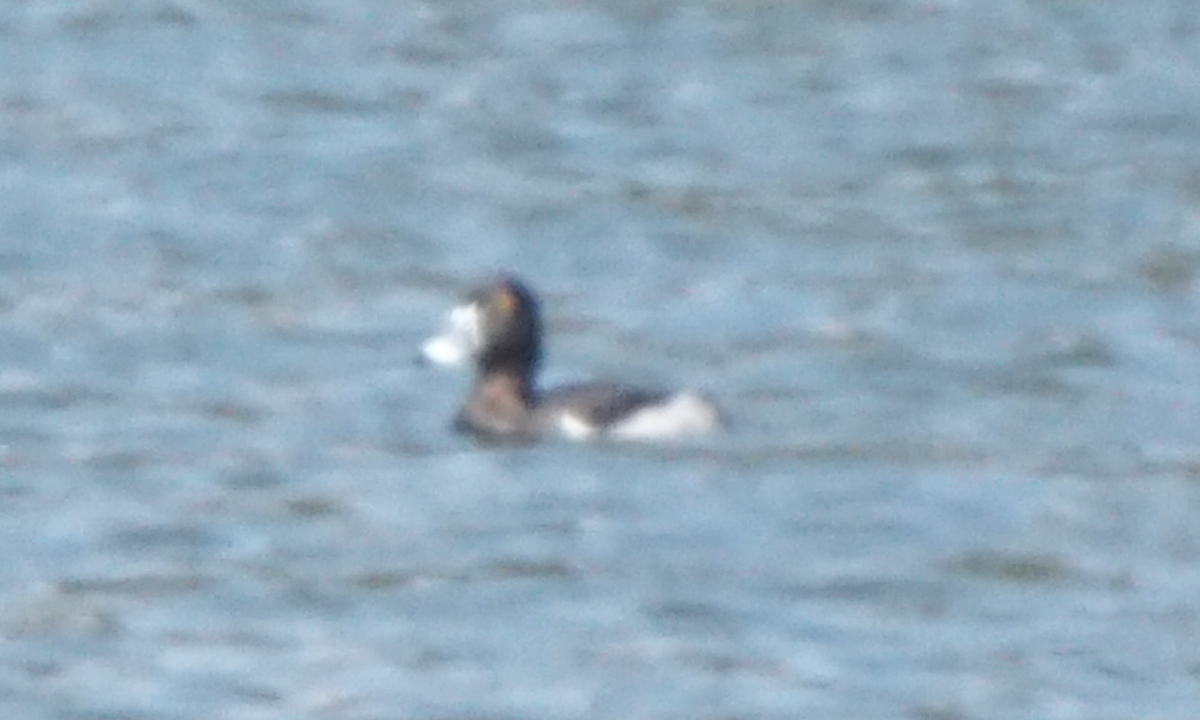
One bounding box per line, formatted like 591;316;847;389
559;412;600;441
607;392;722;440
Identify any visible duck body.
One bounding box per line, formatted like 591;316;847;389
422;276;722;443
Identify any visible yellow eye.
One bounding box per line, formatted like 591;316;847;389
495;288;517;314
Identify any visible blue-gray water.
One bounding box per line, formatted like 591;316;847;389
4;1;1200;718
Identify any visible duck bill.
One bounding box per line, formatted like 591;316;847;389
420;303;482;367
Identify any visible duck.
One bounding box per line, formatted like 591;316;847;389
420;275;723;442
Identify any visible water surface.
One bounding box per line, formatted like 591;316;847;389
3;1;1200;718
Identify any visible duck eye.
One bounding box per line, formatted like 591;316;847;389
495;288;518;315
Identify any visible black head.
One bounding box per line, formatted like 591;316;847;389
470;275;542;377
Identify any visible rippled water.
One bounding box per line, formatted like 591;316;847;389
3;1;1200;718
